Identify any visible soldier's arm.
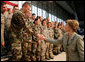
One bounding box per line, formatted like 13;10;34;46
1;28;4;43
1;16;5;47
77;37;84;61
11;12;25;29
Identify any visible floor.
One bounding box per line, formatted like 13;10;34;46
1;52;66;61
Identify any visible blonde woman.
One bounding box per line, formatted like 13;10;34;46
37;19;84;61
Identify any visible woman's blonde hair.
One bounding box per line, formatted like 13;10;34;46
66;19;79;32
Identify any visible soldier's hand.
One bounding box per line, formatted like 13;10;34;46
1;42;5;47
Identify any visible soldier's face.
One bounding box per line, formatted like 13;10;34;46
32;15;36;19
40;17;43;21
43;21;47;26
47;18;50;21
25;11;31;18
13;7;19;12
36;19;40;25
25;4;31;12
37;19;40;25
1;4;7;13
48;23;51;28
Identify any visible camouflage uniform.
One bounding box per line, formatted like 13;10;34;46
56;28;63;54
60;28;66;51
32;24;42;61
40;26;48;61
8;9;29;61
48;27;54;59
61;28;65;35
5;13;13;55
53;28;61;55
6;13;13;30
45;27;50;60
22;18;34;61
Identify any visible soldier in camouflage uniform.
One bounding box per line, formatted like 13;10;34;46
6;6;19;30
5;6;19;55
53;22;61;55
32;18;42;61
48;22;54;59
1;12;6;56
32;13;36;22
45;22;51;60
21;10;34;61
56;23;63;53
59;22;66;52
1;2;7;56
40;19;48;61
8;2;31;61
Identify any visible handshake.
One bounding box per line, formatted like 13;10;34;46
36;34;47;41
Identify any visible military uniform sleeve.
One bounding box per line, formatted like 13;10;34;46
77;37;84;61
11;12;25;31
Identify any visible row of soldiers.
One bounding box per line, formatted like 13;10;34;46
1;2;65;61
